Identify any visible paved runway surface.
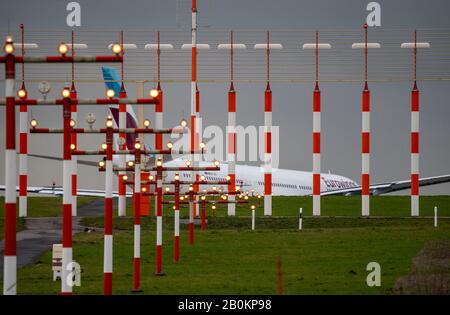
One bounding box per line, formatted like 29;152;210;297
0;198;106;277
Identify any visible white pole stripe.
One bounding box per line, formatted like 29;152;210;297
134;225;140;257
362;112;370;132
104;235;113;272
362;153;370;174
157;216;162;245
313;112;321;132
175;211;180;236
313;154;321;174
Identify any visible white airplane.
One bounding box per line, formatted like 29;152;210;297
4;66;450;197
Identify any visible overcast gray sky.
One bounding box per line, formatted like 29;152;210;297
0;0;449;194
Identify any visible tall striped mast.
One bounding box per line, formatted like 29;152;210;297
361;24;371;217
411;30;420;217
264;31;273;216
19;24;28;218
190;0;199;241
70;30;78;216
227;30;237;216
312;31;321;217
118;31;127;217
3;33;17;295
61;85;73;295
103;117;114;295
132;143;142;292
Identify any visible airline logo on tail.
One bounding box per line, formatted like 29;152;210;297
102;66;144;152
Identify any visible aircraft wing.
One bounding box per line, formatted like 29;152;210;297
320;174;450;196
28;153;100;167
0;185;133;197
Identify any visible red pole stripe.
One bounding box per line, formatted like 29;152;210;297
133;258;140;289
411;133;419;153
71;175;77;195
313;133;320;154
264;90;272;111
264;174;272;195
19;134;27;154
228;90;236;112
105;198;113;234
4;204;16;255
361;174;370;195
362;133;370;153
412;90;419;111
104;273;112;295
119;175;126;195
19;175;27;196
411;174;419;195
313;90;321;112
63;204;72;247
362;90;370;111
313;174;321;195
192;47;197;81
265;132;272;153
228;174;236;191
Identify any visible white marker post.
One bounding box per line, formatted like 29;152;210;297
251;205;256;231
299;208;303;230
434;206;438;227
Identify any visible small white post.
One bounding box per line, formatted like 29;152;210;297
434;206;438;227
299;208;303;230
252;209;255;231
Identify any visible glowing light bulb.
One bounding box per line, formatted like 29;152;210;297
149;89;159;98
58;43;69;56
106;89;115;99
111;43;122;55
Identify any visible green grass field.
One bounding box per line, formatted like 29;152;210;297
128;195;450;218
1;196;449;295
0;196;99;240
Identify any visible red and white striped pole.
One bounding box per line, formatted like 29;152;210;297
174;174;180;263
103;117;114;295
411;30;420;217
155;158;164;275
61;91;73;295
201;197;207;231
227;31;237;216
155;31;164;218
131;142;142;292
312;31;321;217
70;31;78;216
118;85;127;217
264;31;273;216
19;25;28;218
361;24;371;217
118;33;127;217
189;186;195;245
70;84;78;217
19;87;28;218
190;0;200;220
3;39;17;295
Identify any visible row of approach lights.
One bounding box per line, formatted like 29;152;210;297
98;151;218;169
8;37;157;100
4;34;432;56
3;36;124;56
17;84;159;100
30;117;189;151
